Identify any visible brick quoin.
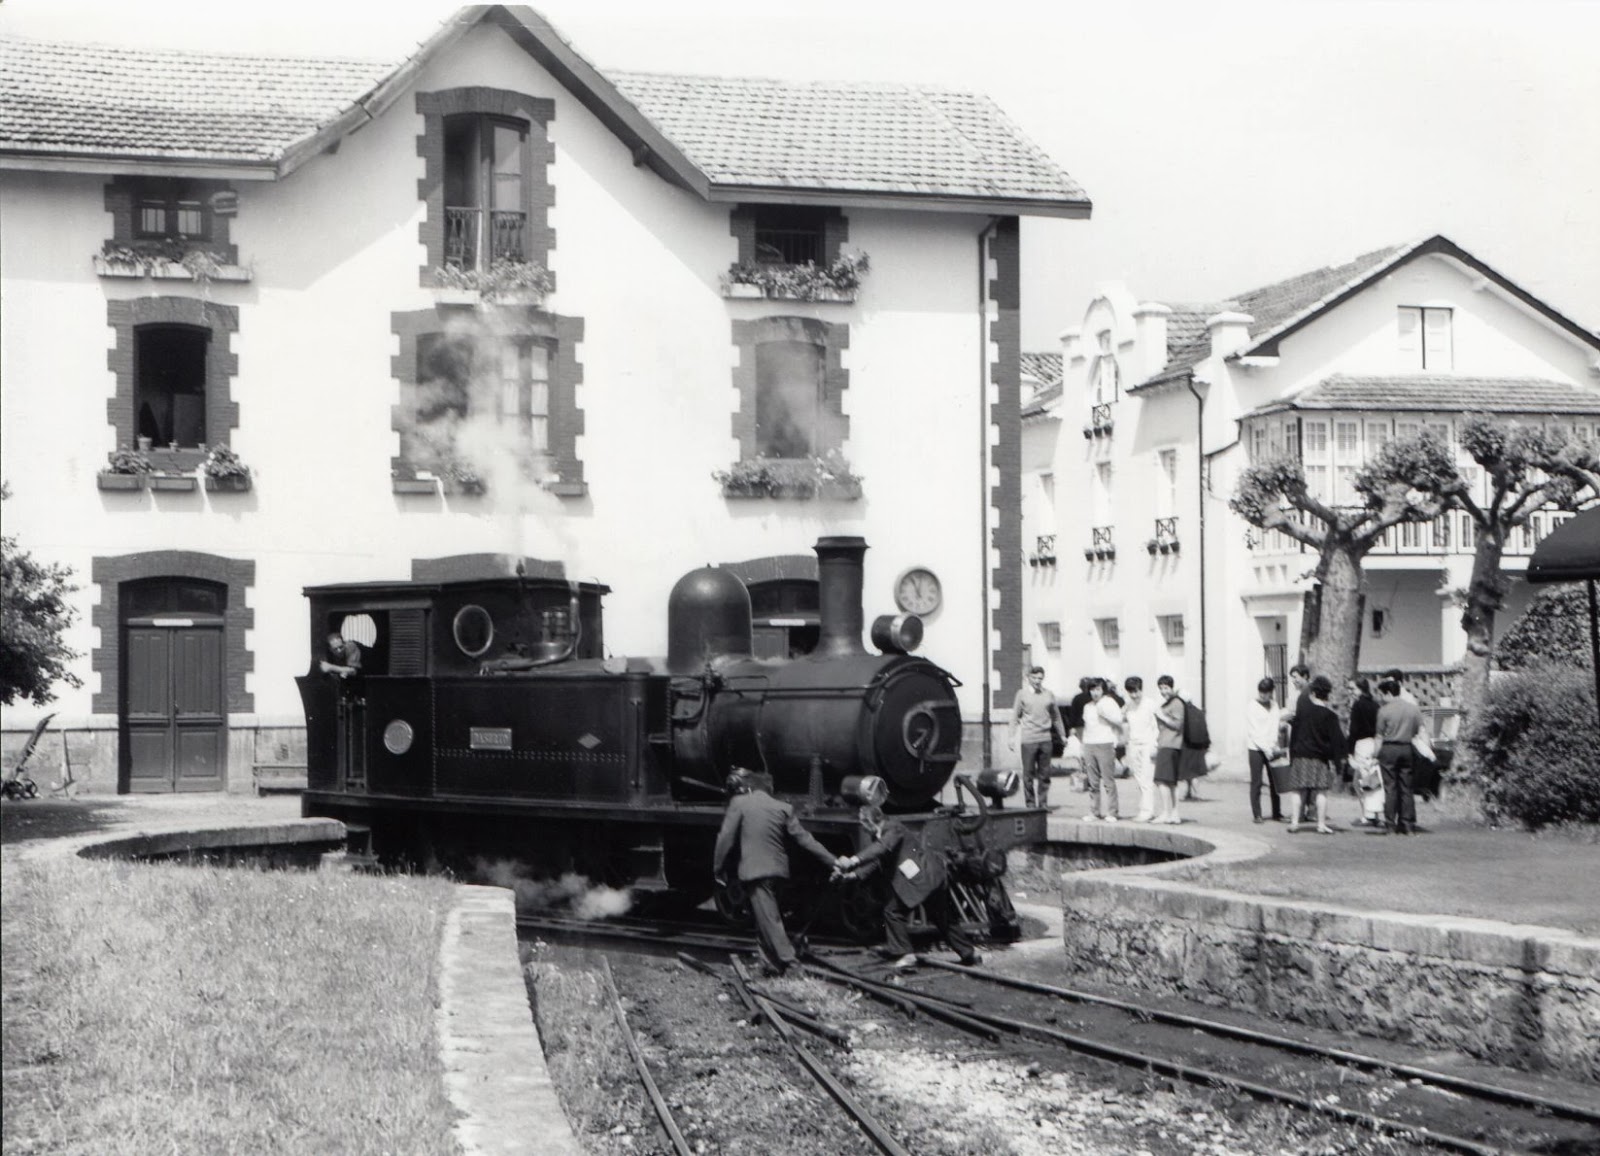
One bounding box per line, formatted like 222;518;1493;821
721;555;819;585
988;217;1022;711
105;298;239;458
411;555;567;582
90;552;256;718
415;88;556;289
103;177;239;264
390;306;586;494
729;316;850;460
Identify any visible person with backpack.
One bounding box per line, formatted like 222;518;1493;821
1150;675;1200;824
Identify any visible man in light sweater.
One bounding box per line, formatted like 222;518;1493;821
1008;666;1064;809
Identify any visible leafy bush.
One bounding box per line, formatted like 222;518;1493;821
712;450;862;498
1458;662;1600;829
1;482;82;705
1497;584;1594;671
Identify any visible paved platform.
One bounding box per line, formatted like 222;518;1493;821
1041;769;1600;936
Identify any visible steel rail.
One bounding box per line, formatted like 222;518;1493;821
674;953;852;1050
921;959;1600;1125
598;957;694;1156
728;959;914;1156
839;965;1516;1156
518;913;758;954
803;958;1001;1041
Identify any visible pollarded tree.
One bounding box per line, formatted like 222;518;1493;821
0;482;83;706
1230;432;1459;691
1451;417;1599;712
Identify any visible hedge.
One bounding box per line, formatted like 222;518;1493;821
1459;662;1600;829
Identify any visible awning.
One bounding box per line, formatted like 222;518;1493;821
1527;507;1600;584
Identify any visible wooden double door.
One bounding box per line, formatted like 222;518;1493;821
123;585;227;792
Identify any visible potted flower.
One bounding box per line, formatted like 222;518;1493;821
99;445;153;491
713;450;862;500
202;445;253;492
431;258;554;304
722;251;870;302
443;462;486;496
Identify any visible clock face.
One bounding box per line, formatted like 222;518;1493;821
895;568;942;616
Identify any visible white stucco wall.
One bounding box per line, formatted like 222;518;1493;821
1023;253;1600;774
0;22;1004;758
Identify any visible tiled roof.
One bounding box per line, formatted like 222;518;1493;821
609;71;1089;210
1134;244;1411;391
1245;374;1600;418
1021;352;1062;387
0;36;394;165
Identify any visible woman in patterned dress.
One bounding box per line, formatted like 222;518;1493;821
1283;675;1344;833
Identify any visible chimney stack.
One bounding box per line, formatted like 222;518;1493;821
813;536;868;658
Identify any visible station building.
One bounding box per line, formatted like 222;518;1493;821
1021;236;1600;766
0;5;1091;792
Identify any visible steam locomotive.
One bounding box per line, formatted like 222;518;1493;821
297;536;1044;935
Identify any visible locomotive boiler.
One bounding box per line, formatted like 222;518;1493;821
297;536;1044;934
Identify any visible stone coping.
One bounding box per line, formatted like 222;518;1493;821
1042;813;1271;869
76;819;345;860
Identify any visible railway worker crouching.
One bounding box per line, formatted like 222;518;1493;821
713;766;842;977
835;805;981;971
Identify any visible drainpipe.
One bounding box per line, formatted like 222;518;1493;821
1186;376;1208;708
977;217;1000;767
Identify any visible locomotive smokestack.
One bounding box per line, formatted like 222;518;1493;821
814;536;868;658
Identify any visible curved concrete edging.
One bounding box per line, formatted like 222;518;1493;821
74;818;347;861
1040;817;1600;1080
437;886;585;1156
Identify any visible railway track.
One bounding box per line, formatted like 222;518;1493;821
808;951;1600;1156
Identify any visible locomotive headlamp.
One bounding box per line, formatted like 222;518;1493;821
974;768;1020;803
870;613;923;655
841;774;889;807
383;719;414;755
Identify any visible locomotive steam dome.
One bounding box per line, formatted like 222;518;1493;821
667;565;753;673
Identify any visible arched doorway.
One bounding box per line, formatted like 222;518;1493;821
121;577;227;792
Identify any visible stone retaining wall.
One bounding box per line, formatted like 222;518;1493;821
1059;874;1600;1080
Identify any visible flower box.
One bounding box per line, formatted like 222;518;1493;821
442;476;486;496
150;474;197;492
721;283;856;304
97;472;146;492
392;478;440;495
543;480;588;498
204;474;252;493
93;255;252;282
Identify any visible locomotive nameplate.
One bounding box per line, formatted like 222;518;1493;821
469;727;513;751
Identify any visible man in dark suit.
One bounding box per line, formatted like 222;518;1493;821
713;767;840;977
836;806;980;970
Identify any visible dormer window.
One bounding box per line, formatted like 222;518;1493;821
443;114;530;269
1091;330;1119;404
1398;306;1452;370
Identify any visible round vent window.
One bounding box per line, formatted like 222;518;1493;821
453;605;494;657
383;719;414;755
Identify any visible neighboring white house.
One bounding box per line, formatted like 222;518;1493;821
0;5;1091;791
1023;235;1600;765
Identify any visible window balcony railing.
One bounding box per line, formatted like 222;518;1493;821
1085;525;1116;562
1147;516;1180;555
1029;534;1057;567
1082;402;1114;440
444;207;528;268
1244;506;1575;558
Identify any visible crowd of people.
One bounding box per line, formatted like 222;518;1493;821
1009;663;1438;834
1008;667;1214;825
1246;664;1435;835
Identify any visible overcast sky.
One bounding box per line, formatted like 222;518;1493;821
5;0;1597;350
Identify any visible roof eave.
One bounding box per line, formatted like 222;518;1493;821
1244;235;1600;359
704;184;1092;219
0;151;278;180
1128;370;1194;396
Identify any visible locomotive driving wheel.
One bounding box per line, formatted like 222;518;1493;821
712;877;754;928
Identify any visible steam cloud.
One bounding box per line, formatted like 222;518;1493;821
475;857;634;920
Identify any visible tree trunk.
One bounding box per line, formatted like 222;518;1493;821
1458;525;1509;715
1305;541;1366;689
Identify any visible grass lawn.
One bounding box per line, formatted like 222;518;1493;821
1;855;463;1156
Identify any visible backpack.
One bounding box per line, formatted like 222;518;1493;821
1182;700;1211;750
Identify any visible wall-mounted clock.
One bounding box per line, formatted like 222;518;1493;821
894;567;942;616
